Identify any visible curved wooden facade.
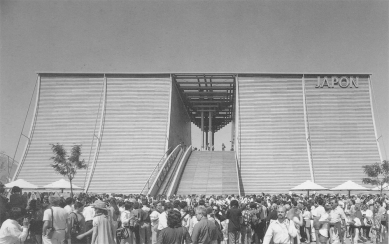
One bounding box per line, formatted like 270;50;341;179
13;73;381;194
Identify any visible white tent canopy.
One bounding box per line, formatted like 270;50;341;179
331;180;370;196
372;183;389;191
5;179;39;189
43;179;82;191
291;180;328;191
291;180;328;195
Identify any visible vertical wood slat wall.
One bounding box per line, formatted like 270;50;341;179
238;76;311;194
304;76;380;187
238;75;381;193
88;77;171;193
16;76;104;188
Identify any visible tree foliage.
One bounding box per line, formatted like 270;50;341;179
50;143;87;196
362;160;389;195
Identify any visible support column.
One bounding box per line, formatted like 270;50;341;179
205;129;208;150
201;111;204;150
209;112;213;150
212;131;215;151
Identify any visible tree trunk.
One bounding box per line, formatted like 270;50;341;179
69;178;73;198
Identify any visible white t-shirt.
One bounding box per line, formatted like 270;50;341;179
43;207;69;230
157;211;167;230
319;213;330;237
0;219;28;244
365;209;373;218
82;205;96;222
150;210;160;227
64;205;73;214
315;206;325;218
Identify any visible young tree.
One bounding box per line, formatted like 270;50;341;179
362;160;389;195
50;144;87;197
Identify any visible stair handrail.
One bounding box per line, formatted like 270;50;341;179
165;145;192;197
146;144;183;196
235;152;242;196
139;146;173;195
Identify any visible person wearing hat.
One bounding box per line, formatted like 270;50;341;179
42;195;69;244
0;207;29;244
91;199;115;244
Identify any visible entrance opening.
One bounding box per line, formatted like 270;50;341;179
173;74;236;151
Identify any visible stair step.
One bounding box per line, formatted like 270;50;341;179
176;152;239;195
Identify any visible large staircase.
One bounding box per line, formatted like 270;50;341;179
176;151;239;195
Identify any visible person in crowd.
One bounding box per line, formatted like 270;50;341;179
312;198;325;244
78;199;115;244
82;197;96;244
240;203;252;244
329;199;346;244
0;183;8;227
288;203;303;244
263;206;298;244
266;203;278;225
191;206;217;244
150;201;162;244
180;201;191;230
108;198;121;243
370;205;381;244
131;201;142;244
120;202;134;244
68;201;85;244
158;202;172;232
27;198;45;244
64;197;74;214
376;200;387;243
226;200;242;244
157;210;191;244
140;198;151;244
0;207;29;244
9;186;27;211
318;203;332;244
256;200;267;244
302;204;311;243
42;195;69;244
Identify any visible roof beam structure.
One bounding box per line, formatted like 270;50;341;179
173;74;236;132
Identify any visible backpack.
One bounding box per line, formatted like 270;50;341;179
70;213;81;237
116;227;130;241
242;210;251;226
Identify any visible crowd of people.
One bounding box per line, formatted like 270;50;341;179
0;182;388;244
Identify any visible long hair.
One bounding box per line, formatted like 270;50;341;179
167;210;182;228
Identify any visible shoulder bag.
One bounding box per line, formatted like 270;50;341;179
46;208;55;239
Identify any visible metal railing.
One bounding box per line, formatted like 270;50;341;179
235;152;242;196
147;144;183;196
139;145;177;195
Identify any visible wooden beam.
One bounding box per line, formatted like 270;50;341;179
176;82;234;85
174;76;234;80
185;92;230;96
189;100;231;103
179;86;234;90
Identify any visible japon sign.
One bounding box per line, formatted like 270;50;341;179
315;76;359;88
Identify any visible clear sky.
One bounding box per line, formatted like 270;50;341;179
1;0;388;162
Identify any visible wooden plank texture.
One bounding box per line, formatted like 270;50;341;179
304;77;380;188
16;76;104;188
88;77;171;193
238;76;311;194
